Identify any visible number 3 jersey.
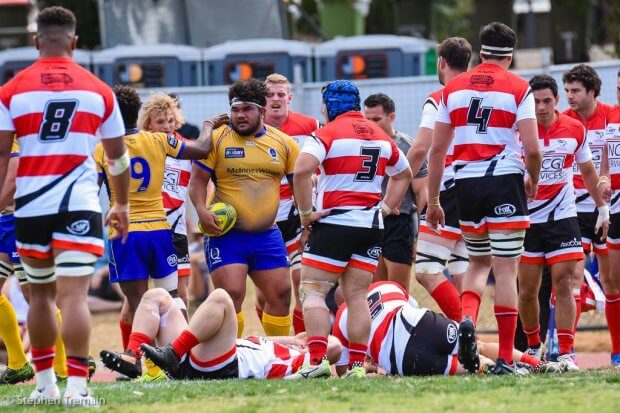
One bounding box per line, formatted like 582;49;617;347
436;62;535;180
302;111;409;229
94;130;185;233
0;57;125;218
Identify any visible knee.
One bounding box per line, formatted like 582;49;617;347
518;284;538;302
209;288;234;306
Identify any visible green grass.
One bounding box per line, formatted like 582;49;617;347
1;369;619;412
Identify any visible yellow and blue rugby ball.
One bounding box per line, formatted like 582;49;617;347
199;202;237;237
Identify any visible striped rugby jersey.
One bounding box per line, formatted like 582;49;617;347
163;132;191;236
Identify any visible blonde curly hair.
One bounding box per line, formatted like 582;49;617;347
138;92;186;131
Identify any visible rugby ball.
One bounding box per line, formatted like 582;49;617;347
199;202;237;237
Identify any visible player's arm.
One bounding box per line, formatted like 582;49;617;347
407;126;433;178
178;114;229;160
188;163;221;236
0;132;13;198
599;142;612;202
579;159;610;238
411;174;428;213
383;168;413;216
294;152;326;227
0;155;17;212
518;118;542;201
101;136;130;242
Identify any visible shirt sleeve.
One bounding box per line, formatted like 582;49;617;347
516;88;536;122
386;148;410;177
99;94;126;139
160;133;185;159
301;134;327;163
419;100;438;130
285;135;300;176
0;88;15;131
435;91;452;124
575;125;592;164
93;143;105;175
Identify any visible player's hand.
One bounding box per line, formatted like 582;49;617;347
298;228;310;253
599;181;612;203
380;201;400;217
198;210;222;236
105;203;129;243
525;179;538;202
426;204;445;234
206;114;230;129
595;204;610;240
300;211;329;230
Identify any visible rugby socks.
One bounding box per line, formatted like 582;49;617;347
67;356;89;378
523;324;541;348
236;312;245;339
293;309;306;334
0;295;28;369
557;329;575;356
120;320;132;350
31;346;56;387
53;309;68;379
128;332;152;359
605;293;620;354
573;288;582;333
255;306;263;322
430;280;462;322
461;290;481;324
307;336;328;365
494;306;518;364
348;343;367;369
172;330;199;358
262;312;292;336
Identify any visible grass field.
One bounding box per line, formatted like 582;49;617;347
1;369;619;412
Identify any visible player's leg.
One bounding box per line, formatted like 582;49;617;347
290;265;304;334
255;287;266;322
478;341;563;373
518;263;544;354
381;213;414;291
605;212;620;366
173;233;192;317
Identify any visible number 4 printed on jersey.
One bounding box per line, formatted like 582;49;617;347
467;97;493;134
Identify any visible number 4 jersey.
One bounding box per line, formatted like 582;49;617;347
0;57;125;218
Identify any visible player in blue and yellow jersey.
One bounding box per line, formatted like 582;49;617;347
95;86;226;357
190;79;299;338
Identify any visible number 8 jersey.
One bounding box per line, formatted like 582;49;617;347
0;57;125;218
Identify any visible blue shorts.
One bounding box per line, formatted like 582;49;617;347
108;229;177;283
205;227;289;272
0;214;19;264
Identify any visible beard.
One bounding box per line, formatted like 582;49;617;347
232;117;263;136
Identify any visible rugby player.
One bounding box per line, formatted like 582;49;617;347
0;7;130;405
290;80;412;378
363;92;428;291
426;22;542;375
406;37;472;322
189;79;299;338
100;287;341;380
257;73;320;334
519;75;609;370
562;65;613;338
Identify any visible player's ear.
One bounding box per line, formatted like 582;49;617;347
34;35;40;50
71;35;78;51
389;112;395;123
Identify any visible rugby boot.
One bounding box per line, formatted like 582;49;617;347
100;349;142;379
457;316;480;373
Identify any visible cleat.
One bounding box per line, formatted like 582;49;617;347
28;383;61;404
342;365;365;378
100;349;142;379
0;362;34;384
611;353;620;368
284;359;331;380
140;344;180;378
558;354;579;372
457;317;480;373
55;374;67;384
63;387;99;408
87;355;97;381
534;361;564;374
490;358;530;376
524;344;543;360
138;369;168;382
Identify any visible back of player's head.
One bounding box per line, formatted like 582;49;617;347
322;80;360;121
479;22;516;60
113;85;141;130
437;37;472;72
37;6;76;33
529;75;558;96
265;73;290;87
562;64;601;97
139;92;185;130
228;79;267;108
363;93;395;115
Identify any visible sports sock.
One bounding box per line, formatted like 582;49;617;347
292;308;305;334
262;312;291;336
128;332;152;359
523;324;541;348
255;306;263;322
430;280;462;321
495;306;518;364
557;329;574;355
67;356;89;378
172;330;199;358
519;353;541;368
348;343;367;369
605;293;620;354
573;288;582;333
307;336;327;365
236;312;245;339
461;290;481;323
31;346;55;374
53;309;68;378
0;295;28;369
119;320;132;350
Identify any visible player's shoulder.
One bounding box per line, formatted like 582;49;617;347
426;88;444;107
265;124;296;147
608;105;620;122
557;113;585;139
597;101;613;117
212;125;236;149
393;131;414;148
287;111;320;132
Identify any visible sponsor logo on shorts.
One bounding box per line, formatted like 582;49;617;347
493;203;516;217
560;237;581;248
66;220;90;236
225;148;245;158
167;254;178;267
167;134;179;149
11;252;19;260
209;247;222;264
447;323;458;344
177;255;190;265
367;246;382;259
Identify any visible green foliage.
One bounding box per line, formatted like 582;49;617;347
434;0;474;42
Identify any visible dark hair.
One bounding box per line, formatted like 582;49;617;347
529;74;558;96
437;37;472;72
37;6;76;32
363;93;395;115
228;79;267;107
479;22;516;59
113;85;141;129
562;64;601;97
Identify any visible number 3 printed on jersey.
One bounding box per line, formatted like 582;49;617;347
354;147;381;182
39;100;78;142
467;97;493;134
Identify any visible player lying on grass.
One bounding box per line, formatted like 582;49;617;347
328;282;565;377
100;288;341;380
